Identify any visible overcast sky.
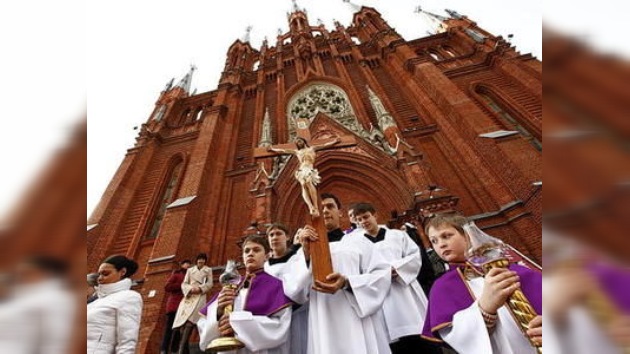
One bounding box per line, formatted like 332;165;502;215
85;0;544;217
6;0;630;224
1;0;547;219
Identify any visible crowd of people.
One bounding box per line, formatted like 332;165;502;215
86;193;547;354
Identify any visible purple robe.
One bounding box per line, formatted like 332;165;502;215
422;263;542;341
200;270;293;317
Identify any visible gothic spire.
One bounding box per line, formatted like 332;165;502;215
261;36;269;51
445;9;464;19
342;0;361;13
414;6;447;21
292;0;299;12
414;6;448;34
241;25;253;43
174;65;196;94
465;28;487;43
259;108;273;147
163;77;174;92
287;0;310;34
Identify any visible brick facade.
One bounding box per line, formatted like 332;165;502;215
88;6;541;353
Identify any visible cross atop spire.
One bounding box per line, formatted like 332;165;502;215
174;64;196;94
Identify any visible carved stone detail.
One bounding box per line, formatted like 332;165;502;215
367;85;398;132
287;83;358;135
259;108;272;147
286;83;398;155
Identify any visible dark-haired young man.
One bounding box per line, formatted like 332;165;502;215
352;202;435;354
289;193;392;354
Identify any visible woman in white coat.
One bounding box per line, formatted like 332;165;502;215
87;255;143;354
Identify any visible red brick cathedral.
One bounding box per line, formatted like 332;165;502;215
88;5;541;353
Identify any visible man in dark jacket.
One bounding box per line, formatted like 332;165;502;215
160;259;191;354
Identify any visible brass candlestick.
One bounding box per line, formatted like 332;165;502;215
585;280;630;354
206;260;245;353
465;223;542;354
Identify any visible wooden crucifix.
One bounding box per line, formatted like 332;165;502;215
253;116;356;283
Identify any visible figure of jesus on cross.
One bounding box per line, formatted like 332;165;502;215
267;136;340;216
254;115;355;282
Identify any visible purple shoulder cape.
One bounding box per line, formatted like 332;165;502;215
588;261;630;313
421;263;542;341
200;270;293;317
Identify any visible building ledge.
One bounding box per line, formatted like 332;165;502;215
167;196;197;209
479;130;519;139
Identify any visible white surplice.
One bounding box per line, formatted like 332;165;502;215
367;228;428;341
198;288;292;354
439;276;538;354
265;258;309;354
286;233;392;354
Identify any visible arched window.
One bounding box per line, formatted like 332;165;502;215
146;160;184;239
195;109;204;121
442;46;457;57
428;50;441;61
180;108;191;125
476;87;542;151
286;82;361;138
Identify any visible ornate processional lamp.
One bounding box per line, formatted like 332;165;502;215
464;222;542;354
206;260;245;352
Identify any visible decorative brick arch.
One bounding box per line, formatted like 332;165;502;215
273;151;413;230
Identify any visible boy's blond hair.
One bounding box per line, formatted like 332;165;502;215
424;213;469;237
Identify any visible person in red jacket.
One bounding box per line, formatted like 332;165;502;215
160;259;191;354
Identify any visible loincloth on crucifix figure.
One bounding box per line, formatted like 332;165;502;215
269;136;339;216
